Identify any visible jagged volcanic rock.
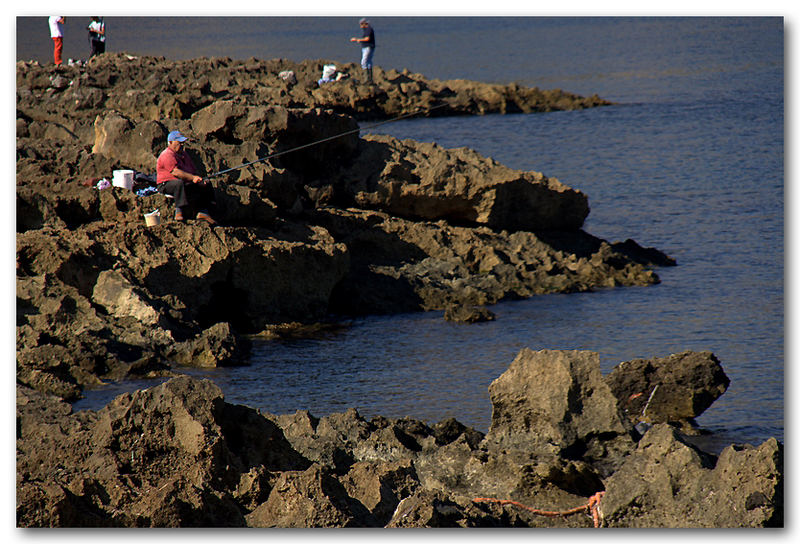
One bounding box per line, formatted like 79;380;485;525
16;349;782;528
16;56;671;400
605;351;730;432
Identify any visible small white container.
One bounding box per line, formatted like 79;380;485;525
144;209;161;227
322;64;337;79
112;169;134;191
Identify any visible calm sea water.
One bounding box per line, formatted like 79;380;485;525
20;17;783;448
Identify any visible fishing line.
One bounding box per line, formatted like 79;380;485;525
205;103;450;180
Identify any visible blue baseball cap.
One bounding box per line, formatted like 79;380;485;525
167;130;188;142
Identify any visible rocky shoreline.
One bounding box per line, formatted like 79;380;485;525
16;54;668;401
15;54;781;527
17;349;781;528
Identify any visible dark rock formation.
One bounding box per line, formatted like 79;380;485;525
317;207;664;316
329;134;589;232
23;56;765;528
599;424;782;527
16;54;612;127
16;377;309;527
14;54;780;531
444;304;496;323
482;349;635;476
16;56;672;401
16;216;349;398
605;351;730;432
16;349;782;528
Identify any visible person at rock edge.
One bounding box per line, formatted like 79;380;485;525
87;17;105;57
156;130;217;224
350;18;375;83
48;16;65;66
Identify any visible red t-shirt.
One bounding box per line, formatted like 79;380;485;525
156;147;198;183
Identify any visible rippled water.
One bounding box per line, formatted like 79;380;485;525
23;16;783;446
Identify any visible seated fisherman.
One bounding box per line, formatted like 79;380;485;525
156;130;217;224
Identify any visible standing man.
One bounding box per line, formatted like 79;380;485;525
156;130;217;224
87;17;105;57
48;16;65;66
350;18;375;84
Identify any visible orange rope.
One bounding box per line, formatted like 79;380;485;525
473;491;606;528
627;392;644;403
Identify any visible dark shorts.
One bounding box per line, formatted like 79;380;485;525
157;179;216;213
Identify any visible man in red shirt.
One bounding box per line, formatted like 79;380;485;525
156;130;217;224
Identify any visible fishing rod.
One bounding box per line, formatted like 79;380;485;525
204;103;450;180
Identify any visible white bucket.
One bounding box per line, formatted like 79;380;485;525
112;169;134;191
144;209;161;227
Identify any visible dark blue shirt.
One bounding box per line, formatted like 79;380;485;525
361;26;375;47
